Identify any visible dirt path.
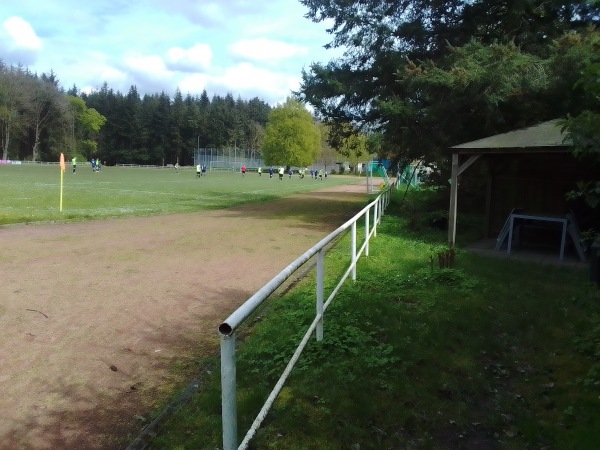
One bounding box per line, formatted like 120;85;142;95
0;182;370;450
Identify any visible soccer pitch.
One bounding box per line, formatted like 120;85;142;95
0;164;364;225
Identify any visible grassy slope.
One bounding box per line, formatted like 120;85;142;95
149;189;600;450
0;164;361;225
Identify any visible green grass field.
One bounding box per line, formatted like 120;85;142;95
0;164;364;225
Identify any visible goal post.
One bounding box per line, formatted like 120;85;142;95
209;161;239;172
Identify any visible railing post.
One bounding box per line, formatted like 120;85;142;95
217;192;392;450
365;206;370;257
316;249;324;341
351;221;357;280
373;201;378;237
221;333;237;450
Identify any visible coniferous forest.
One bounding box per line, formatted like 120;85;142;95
0;64;271;166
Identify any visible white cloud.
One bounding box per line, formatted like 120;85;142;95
64;49;128;91
209;62;298;103
3;16;42;50
123;54;172;79
0;1;338;103
166;44;213;72
63;58;128;94
178;73;209;94
159;0;266;29
99;66;128;84
221;63;289;89
229;38;308;63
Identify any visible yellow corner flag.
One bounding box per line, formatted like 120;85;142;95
59;153;65;211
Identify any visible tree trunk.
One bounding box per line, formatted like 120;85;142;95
32;122;40;162
1;121;10;160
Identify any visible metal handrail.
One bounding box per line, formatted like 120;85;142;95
219;185;393;450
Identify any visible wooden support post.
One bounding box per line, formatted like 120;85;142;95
448;153;459;246
448;154;480;247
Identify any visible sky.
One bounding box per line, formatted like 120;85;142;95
0;0;341;105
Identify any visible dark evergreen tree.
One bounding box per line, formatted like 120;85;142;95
2;60;272;165
197;90;211;148
297;0;600;170
170;89;186;164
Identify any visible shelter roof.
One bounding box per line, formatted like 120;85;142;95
450;119;572;154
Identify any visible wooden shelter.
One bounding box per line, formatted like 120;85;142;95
447;119;589;259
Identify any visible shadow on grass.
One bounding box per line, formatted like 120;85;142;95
204;189;374;234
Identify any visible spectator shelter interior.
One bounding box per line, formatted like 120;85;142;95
447;119;593;261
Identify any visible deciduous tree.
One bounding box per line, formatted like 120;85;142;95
262;98;321;167
0;63;28;160
25;71;69;162
68;96;106;159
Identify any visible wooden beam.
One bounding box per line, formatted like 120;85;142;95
448;154;481;246
448;153;459;246
458;155;480;176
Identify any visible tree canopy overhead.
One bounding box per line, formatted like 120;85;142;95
560;55;600;210
296;0;600;169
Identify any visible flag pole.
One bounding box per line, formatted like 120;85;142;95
60;169;64;211
59;153;65;211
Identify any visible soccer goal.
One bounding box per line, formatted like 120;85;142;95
366;160;391;194
209;161;238;172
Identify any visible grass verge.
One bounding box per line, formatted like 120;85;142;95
147;188;599;450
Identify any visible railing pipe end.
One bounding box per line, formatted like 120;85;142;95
219;322;233;336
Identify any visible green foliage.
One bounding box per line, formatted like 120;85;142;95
402;40;548;122
295;310;401;374
330;122;372;164
262;98;321;166
398;266;478;291
408;40;547;101
573;287;600;387
559;43;600;210
0;64;67;161
548;29;600;112
298;0;600;182
77;139;97;157
317;121;374;168
68;96;106;134
574;321;600;359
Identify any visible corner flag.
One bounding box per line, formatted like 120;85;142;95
60;153;66;172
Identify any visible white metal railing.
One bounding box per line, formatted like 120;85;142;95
218;185;394;450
